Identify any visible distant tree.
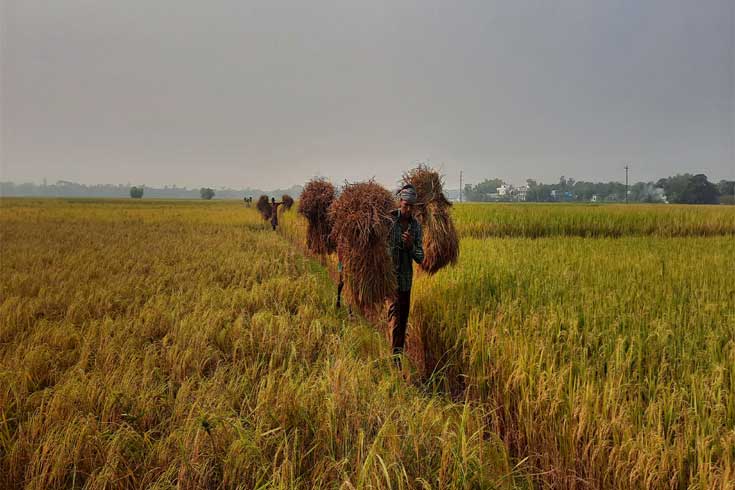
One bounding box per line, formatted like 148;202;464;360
464;178;505;202
718;180;735;204
683;174;719;204
658;174;719;204
130;186;144;198
525;179;540;201
463;184;475;201
558;176;576;190
525;179;554;202
718;180;734;195
629;182;647;201
608;182;627;201
571;181;597;201
629;182;667;203
200;187;215;200
657;174;691;203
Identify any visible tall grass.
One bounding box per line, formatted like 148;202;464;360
0;199;523;489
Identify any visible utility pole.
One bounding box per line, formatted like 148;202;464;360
624;165;629;204
459;170;463;202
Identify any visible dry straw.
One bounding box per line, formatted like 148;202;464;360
281;194;294;211
298;179;337;255
256;195;272;220
329;180;397;311
402;165;459;273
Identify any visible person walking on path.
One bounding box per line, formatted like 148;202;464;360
387;184;424;368
270;197;282;231
336;259;344;308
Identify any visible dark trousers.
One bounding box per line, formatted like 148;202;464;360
388;289;411;355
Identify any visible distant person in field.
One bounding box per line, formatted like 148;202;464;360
270;197;282;231
387;184;424;368
336;259;344;308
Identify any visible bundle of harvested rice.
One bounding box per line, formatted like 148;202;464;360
256;195;272;220
402;165;459;273
281;194;294;211
329;180;396;311
298;179;336;255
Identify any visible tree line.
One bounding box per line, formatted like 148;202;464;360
463;174;734;204
0;181;303;200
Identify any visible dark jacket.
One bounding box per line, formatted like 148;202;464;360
388;209;424;292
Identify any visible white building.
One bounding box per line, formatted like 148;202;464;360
496;184;528;201
497;184;512;196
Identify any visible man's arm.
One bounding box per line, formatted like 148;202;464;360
411;223;424;264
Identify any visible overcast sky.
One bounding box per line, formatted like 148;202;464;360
1;0;733;189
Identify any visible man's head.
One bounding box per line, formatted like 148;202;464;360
398;184;417;217
271;197;275;203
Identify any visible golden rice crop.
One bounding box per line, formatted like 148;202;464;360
410;235;735;489
0;198;521;490
282;199;735;490
454;202;735;238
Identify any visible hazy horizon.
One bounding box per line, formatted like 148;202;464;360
1;168;732;192
2;1;733;190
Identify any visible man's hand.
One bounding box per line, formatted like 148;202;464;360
402;230;413;249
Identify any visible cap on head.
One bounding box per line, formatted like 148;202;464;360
398;184;417;204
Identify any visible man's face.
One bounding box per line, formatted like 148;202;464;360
399;199;413;217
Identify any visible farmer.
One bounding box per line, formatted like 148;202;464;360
336;260;344;308
270;197;282;231
387;184;424;368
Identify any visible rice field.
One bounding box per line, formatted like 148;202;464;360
2;198;734;489
410;236;735;489
283;202;735;490
453;203;735;238
0;199;521;489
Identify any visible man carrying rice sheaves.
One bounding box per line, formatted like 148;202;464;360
388;184;424;368
270;197;282;231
